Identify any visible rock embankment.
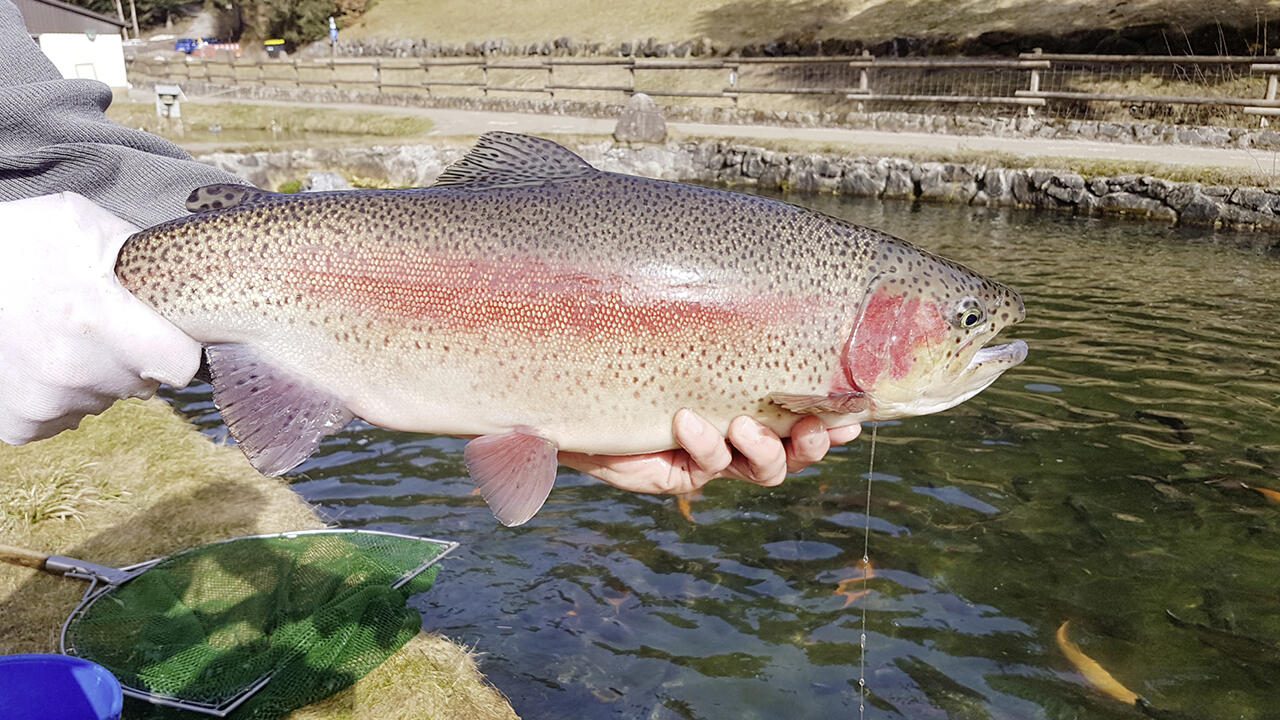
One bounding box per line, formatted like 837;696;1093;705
674;140;1277;229
199;140;1280;234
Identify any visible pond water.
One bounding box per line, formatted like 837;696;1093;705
170;196;1279;720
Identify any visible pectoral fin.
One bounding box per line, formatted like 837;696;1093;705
205;343;354;476
464;430;559;527
769;391;869;414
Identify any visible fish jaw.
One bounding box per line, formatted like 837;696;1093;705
885;338;1028;417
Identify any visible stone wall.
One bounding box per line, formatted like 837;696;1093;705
198;139;1280;235
140;79;1280;151
676;140;1278;230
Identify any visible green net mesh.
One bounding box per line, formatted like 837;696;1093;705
63;531;451;719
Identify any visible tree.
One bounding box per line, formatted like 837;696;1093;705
62;0;366;45
65;0;188;30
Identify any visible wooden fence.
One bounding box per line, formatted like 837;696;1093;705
126;50;1280;123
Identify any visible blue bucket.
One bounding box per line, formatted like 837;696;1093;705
0;654;123;720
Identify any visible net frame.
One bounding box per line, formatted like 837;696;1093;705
54;528;458;717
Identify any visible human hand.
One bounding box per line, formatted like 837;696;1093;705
558;410;861;495
0;193;201;444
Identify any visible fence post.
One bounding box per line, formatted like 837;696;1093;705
374;58;382;93
546;61;554;100
257;60;265;86
422;58;430;97
1263;48;1280;127
858;49;871;112
728;64;738;107
1026;47;1042;117
482;61;489;97
293;58;300;88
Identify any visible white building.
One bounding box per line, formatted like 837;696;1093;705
13;0;129;88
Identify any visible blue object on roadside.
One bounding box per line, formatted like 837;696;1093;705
0;654;123;720
174;37;197;53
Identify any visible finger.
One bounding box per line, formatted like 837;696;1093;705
673;408;732;477
559;451;704;495
726;416;787;486
828;424;863;446
559;451;664;493
785;416;831;473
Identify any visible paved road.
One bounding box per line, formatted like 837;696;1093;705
174;93;1280;174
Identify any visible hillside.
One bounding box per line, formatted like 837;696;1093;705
345;0;1280;55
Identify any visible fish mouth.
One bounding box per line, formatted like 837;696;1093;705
968;339;1029;369
932;337;1027;411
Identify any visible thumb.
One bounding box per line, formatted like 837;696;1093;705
133;316;202;388
104;281;202;388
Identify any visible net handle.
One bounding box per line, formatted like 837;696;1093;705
0;544;131;584
0;544;51;571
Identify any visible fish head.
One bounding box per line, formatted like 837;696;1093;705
842;243;1027;419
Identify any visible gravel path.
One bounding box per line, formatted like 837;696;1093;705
173;93;1280;174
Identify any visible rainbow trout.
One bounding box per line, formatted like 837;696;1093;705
116;133;1027;525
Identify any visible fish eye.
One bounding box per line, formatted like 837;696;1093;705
954;300;985;329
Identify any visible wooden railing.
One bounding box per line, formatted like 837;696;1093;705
126;50;1280;123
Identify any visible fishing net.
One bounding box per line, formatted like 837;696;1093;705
61;530;453;719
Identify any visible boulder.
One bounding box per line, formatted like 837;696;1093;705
302;170;352;192
882;168;915;199
1228;187;1274;213
1043;172;1086;205
1099;191;1177;221
1163;182;1201;211
613;92;667;144
982;168;1013;204
1218;203;1267;227
840;165;885;197
918;163;978;203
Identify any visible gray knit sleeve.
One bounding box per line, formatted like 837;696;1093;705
0;0;248;228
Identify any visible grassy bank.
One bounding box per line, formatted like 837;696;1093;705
105;101;436;153
347;0;1280;48
0;398;516;720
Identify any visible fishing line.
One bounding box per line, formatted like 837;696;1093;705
858;421;877;719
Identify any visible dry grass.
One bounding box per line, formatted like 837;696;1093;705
104;101;435;153
349;0;1280;48
0;398;516;720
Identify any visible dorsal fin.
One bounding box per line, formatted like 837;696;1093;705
186;184;280;212
433;132;596;190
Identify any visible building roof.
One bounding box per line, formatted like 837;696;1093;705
13;0;126;35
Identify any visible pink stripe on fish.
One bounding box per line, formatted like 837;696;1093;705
295;256;802;337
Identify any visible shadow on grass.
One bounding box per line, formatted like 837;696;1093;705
0;480;439;719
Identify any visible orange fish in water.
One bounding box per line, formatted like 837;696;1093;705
1055;621;1139;705
675;493;700;523
1244;483;1280;504
834;559;875;607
